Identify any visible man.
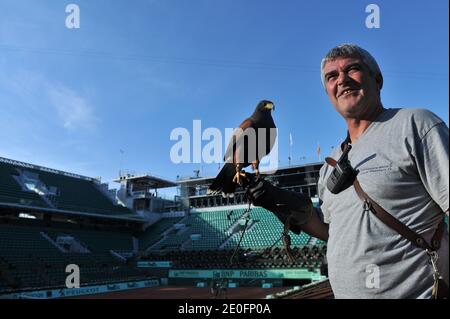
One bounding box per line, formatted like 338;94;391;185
244;44;448;298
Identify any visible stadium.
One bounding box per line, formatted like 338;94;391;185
0;155;335;299
1;1;448;304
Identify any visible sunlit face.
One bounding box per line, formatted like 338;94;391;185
322;56;382;119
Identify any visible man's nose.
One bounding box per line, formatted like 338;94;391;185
337;71;350;86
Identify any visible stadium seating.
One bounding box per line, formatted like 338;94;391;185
141;246;326;270
37;169;133;216
44;228;135;255
150;209;248;251
0;161;133;216
223;207;312;249
138;217;183;250
0;158;331;295
0;222;148;293
146;207;327;252
0;163;49;208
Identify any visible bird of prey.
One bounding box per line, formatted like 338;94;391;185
207;100;277;197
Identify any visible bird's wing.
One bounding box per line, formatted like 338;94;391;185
223;118;253;163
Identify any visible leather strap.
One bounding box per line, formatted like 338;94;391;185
283;217;295;262
353;178;433;250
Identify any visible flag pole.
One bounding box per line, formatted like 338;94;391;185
119;149;124;176
317;143;321;162
289;133;293;167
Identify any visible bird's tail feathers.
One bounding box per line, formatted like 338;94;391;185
207;163;237;197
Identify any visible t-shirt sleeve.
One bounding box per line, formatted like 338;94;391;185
317;164;331;224
414;121;449;212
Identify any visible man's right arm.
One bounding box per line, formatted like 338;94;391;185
300;208;329;241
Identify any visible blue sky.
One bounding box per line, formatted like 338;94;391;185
0;0;448;195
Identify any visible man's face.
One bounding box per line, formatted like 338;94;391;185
322;56;381;119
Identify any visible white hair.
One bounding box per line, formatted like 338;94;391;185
320;44;383;89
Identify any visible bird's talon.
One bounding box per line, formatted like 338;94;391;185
232;173;240;184
232;171;247;185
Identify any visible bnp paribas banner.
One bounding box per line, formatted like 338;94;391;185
168;269;325;280
0;279;160;299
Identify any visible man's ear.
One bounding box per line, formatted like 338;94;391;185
376;74;383;90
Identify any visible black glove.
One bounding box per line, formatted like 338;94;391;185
241;173;313;234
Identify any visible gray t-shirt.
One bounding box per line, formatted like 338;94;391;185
318;108;449;299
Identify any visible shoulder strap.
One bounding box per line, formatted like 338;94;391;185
353;178;444;251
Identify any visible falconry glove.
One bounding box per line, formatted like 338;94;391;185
242;174;314;234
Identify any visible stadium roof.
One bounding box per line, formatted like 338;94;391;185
0;156;97;182
176;176;215;185
114;174;177;188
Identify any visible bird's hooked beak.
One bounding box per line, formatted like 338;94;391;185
265;102;275;111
